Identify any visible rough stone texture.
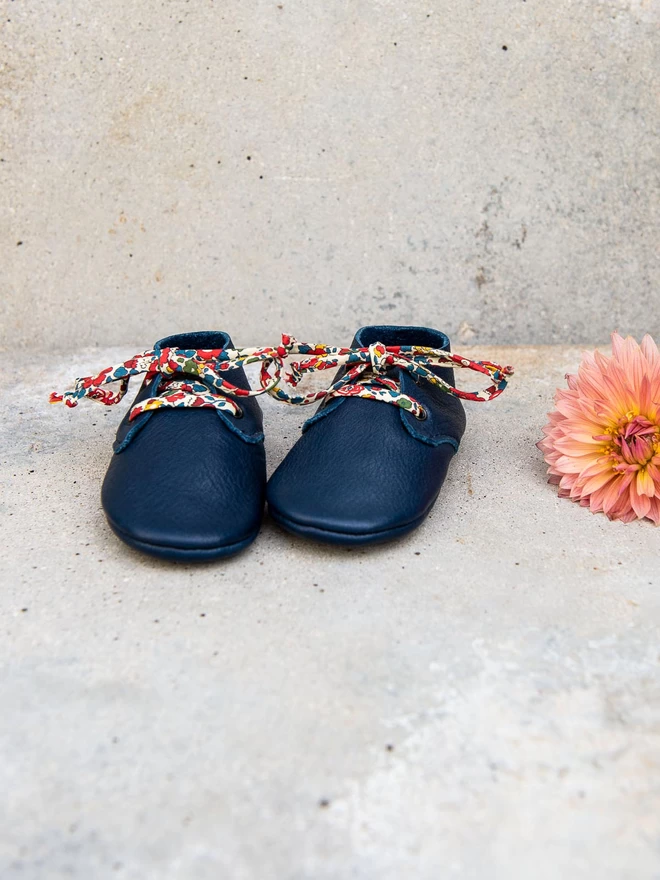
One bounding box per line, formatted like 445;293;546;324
1;345;659;879
2;0;659;352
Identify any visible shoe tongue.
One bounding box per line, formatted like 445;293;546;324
155;331;232;353
352;325;455;386
152;330;254;394
153;331;238;392
352;325;450;351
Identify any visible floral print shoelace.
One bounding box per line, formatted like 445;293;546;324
50;335;514;420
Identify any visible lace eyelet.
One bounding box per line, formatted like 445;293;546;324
415;407;428;421
233;406;244;419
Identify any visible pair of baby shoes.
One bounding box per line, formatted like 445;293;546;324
52;325;512;560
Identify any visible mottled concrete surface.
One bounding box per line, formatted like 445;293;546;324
1;0;659;351
1;345;659;879
2;0;659;874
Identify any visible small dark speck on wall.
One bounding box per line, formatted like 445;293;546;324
502;45;508;50
318;798;330;808
16;240;23;245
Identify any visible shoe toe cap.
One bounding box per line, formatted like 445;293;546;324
267;427;455;540
102;424;265;555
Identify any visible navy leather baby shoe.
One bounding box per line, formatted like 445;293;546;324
53;331;266;561
266;325;469;546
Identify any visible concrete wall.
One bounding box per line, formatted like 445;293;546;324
2;0;658;352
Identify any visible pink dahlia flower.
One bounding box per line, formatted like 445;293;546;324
538;332;660;525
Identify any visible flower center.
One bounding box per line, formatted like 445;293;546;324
606;415;660;471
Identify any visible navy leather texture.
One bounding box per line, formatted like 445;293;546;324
101;331;266;560
267;326;466;545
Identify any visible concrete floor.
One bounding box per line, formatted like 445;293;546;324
2;344;659;879
2;2;660;873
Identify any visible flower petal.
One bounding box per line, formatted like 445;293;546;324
630;482;652;519
637;468;656;498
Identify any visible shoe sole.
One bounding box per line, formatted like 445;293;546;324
107;520;259;562
268;506;427;546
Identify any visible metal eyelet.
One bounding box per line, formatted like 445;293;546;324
233;406;244;419
415;407;428;421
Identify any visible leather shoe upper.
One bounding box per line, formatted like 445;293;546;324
101;331;266;553
266;326;466;541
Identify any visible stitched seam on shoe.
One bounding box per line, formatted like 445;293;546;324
270;504;430;538
113;367;264;453
107;516;260;551
399;410;460;449
215;415;265;444
114;375;162;453
301;396;346;432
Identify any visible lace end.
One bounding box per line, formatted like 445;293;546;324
49;391;81;407
128;398;165;420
